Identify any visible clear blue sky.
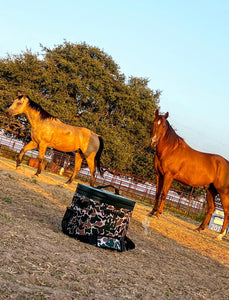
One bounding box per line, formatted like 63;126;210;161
1;0;229;159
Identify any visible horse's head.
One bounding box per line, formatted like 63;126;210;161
6;94;29;117
150;109;169;147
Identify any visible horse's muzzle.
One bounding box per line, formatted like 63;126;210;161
150;136;158;148
5;110;12;118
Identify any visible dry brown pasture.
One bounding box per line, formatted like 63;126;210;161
0;156;229;300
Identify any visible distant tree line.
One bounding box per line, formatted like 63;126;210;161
0;41;204;196
0;41;160;179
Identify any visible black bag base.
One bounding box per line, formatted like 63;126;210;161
62;228;135;252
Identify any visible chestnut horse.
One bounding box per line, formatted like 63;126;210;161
6;95;104;186
149;109;229;240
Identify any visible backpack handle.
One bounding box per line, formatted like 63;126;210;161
96;185;120;195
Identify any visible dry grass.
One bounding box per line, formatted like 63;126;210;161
0;156;229;300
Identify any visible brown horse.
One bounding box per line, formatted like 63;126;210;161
149;109;229;240
6;94;104;186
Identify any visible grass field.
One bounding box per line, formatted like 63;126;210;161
0;156;228;299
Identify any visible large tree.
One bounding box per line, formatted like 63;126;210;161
0;41;160;179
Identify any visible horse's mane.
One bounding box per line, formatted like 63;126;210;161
19;95;57;120
164;120;184;148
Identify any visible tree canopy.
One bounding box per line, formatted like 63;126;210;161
0;41;160;179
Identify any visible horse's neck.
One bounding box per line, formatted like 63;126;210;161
156;140;168;157
157;128;180;157
25;107;42;128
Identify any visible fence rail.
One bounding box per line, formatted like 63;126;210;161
0;130;208;217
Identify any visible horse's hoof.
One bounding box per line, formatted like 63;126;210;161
194;227;202;232
147;212;159;218
216;235;223;241
216;230;226;241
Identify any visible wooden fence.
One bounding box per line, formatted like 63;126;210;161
0;130;208;217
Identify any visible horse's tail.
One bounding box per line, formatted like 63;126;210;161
95;136;104;176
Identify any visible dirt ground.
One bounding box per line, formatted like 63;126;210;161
0;156;228;300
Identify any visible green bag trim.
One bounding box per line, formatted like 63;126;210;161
76;183;136;210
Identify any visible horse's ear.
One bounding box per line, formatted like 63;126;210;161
155;109;159;117
164;112;169;119
18;92;22;96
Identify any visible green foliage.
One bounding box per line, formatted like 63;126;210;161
0;41;160;179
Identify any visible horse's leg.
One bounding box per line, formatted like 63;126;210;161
16;140;38;168
196;184;216;232
34;144;47;176
155;173;173;217
85;152;96;187
65;152;83;184
216;194;229;240
148;155;163;216
148;173;163;216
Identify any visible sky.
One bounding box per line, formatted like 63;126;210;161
1;0;229;159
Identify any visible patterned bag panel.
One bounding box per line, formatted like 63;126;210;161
67;193;132;238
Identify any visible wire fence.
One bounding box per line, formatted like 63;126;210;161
0;129;208;218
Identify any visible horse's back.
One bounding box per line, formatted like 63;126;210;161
41;119;99;154
49;119;95;139
157;141;229;188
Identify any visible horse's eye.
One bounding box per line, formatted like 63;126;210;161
17;102;22;106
